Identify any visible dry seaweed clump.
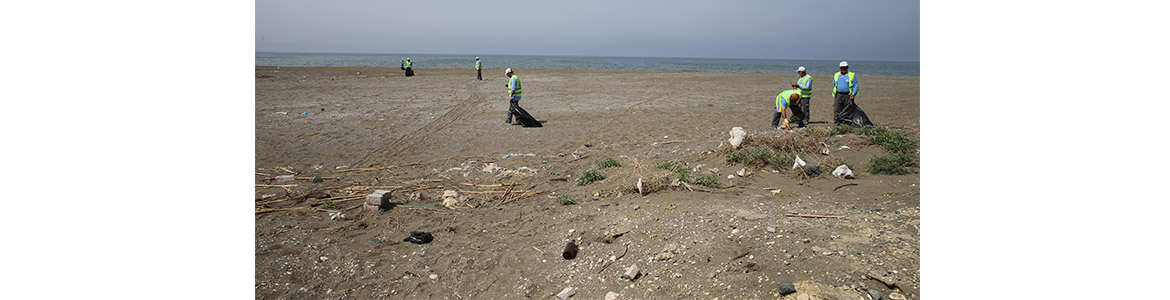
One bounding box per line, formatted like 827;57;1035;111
748;135;821;153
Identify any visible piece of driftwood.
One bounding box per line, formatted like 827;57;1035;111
784;213;845;219
256;184;297;188
277;167;297;174
655;139;687;145
332;162;422;173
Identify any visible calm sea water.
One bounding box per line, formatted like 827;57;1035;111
256;52;919;76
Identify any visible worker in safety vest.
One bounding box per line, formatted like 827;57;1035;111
405;58;414;77
831;61;859;124
505;68;524;124
791;66;813;125
773;89;805;129
475;57;482;80
400;59;405;70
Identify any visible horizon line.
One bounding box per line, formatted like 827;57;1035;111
254;51;920;63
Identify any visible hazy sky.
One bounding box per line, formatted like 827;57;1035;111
257;0;919;61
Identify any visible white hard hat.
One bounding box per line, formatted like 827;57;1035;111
505;68;512;74
839;61;848;67
796;66;806;72
407;58;411;61
475;57;480;59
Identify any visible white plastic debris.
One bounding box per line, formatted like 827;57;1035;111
832;165;855;179
329;211;345;220
728;127;746;148
727;174;735;179
838;145;851;150
637;177;643;196
792;156;806;169
442;190;461;209
481;163;503;173
770;189;783;195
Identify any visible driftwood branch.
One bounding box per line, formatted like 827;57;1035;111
784;213;845;219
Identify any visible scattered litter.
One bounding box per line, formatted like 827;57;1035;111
838;145;851;150
274;175;295;182
482;163;503;173
736;168;751;177
274;112;288;115
621;264;641;281
792;156;806;169
727;174;735;179
728;127;746;148
563;240;578;259
261;194;277;199
802;166;821;176
556;287;576;299
820;149;830;155
334;165;348;169
442;190;460;209
428;274;438;279
605;291;621;300
832;165;855;179
329;211;345;220
769;189;783;195
503;153;536;159
403;231;433;244
637;177;644;196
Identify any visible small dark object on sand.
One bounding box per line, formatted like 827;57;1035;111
562;240;578;259
803;166;821;176
404;231;433;244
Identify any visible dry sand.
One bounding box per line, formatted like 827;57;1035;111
256;67;920;299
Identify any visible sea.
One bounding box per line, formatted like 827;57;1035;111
256;52;919;76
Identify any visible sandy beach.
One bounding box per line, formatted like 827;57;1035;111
256;67;920;299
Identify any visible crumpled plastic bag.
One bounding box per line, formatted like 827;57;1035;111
728;127;746;148
792;156;806;169
832;164;855;179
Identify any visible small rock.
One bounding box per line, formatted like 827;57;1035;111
802;166;821;176
796;293;812;300
766;227;776;233
318;256;328;262
887;292;906;300
605;291;621;300
621;264;640;281
731;229;740;235
868;289;883;300
428;274;437;279
776;282;796;295
556;287;575;299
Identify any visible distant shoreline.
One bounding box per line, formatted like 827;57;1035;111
254;66;921;78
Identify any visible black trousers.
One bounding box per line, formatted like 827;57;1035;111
477;69;482;80
772;105;806;128
833;93;854;124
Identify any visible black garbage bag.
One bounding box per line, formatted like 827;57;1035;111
404;231;433;244
836;101;874;127
405;68;414;77
513;105;542;127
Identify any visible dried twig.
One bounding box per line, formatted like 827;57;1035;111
332;162;422;173
277;167;297;174
730;251;750;262
833;183;858;191
597;244;629;274
784;214;845;219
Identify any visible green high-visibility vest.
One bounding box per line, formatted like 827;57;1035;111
797;75;813;98
406;61;412;68
509;75;522;97
776;89;801;112
476;61;482;70
832;72;857;96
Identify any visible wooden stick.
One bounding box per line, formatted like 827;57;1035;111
784;214;845;219
277;167;297;174
460;182;523;187
256;184;297;188
296;176;337;180
655;139;687;145
501;191;543;205
833;183;858;191
498;185;515;204
730;251;750;262
460;190;531;194
332;162;422;173
597;244;629;274
437;174;452;180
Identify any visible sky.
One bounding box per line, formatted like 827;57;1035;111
256;0;919;61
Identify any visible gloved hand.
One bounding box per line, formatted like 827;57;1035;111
783;119;790;128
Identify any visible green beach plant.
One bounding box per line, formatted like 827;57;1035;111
576;169;605;186
556;195;577;205
866;153;918;175
596;158;621;169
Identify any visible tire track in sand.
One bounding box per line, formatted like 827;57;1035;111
354;80;489;167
